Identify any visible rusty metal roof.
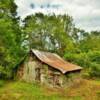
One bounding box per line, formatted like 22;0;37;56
31;49;82;74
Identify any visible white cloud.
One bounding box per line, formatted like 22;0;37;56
15;0;100;32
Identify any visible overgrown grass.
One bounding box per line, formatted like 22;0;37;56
0;79;100;100
0;80;5;87
0;81;67;100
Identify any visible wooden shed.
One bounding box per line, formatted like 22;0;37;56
16;49;82;87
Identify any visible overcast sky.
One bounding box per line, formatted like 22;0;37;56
15;0;100;32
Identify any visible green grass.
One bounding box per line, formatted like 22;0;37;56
0;79;100;100
0;81;67;100
0;80;5;87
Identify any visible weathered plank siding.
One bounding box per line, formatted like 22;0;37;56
17;50;82;87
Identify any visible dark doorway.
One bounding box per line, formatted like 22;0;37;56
35;68;41;81
53;74;60;86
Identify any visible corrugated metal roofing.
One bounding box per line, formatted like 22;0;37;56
31;49;82;74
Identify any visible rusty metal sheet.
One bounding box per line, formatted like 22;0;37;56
32;49;82;74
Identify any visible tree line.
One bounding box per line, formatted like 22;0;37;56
0;0;100;79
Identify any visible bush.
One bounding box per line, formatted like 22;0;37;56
89;63;100;78
0;65;12;79
64;51;100;78
88;51;100;64
64;52;90;68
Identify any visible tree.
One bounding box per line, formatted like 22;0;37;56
23;13;75;55
0;0;24;79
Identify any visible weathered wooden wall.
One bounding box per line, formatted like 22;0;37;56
17;54;81;87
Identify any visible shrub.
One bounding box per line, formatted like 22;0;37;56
89;63;100;78
88;51;100;64
64;52;90;68
64;51;100;78
0;65;12;79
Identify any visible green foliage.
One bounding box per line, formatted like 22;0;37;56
23;13;74;56
0;0;25;79
64;52;90;67
0;0;100;79
0;0;17;17
89;63;100;78
88;51;100;64
64;50;100;78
